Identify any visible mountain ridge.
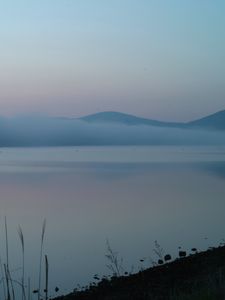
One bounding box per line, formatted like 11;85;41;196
79;109;225;130
80;111;183;128
187;109;225;130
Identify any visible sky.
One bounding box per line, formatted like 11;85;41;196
0;0;225;121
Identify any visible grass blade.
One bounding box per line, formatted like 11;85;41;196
45;255;49;300
38;219;46;300
4;264;11;300
0;257;6;299
18;225;25;300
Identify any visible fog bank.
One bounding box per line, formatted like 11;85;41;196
0;116;224;146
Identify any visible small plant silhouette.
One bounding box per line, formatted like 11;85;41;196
105;239;124;277
153;240;164;260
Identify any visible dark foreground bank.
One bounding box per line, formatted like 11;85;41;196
54;245;225;300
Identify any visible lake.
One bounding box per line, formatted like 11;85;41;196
0;146;225;297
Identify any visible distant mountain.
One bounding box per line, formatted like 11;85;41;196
187;110;225;130
80;111;183;128
80;110;225;130
0;109;224;147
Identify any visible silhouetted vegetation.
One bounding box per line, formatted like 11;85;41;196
54;243;225;300
1;221;225;300
0;218;59;300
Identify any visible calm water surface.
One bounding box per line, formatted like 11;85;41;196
0;146;225;296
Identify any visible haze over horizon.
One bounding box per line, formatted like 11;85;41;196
1;1;225;121
0;108;225;124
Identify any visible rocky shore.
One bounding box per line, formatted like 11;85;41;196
54;245;225;300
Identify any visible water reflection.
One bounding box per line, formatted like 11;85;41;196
196;162;225;179
0;146;225;295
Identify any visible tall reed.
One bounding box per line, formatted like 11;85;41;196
4;217;11;300
7;266;15;300
0;219;50;300
38;219;46;300
18;226;26;300
44;255;49;300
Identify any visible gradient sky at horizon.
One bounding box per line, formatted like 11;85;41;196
0;0;225;121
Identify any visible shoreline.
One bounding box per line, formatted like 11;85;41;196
54;245;225;300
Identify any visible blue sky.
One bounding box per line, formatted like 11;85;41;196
0;0;225;121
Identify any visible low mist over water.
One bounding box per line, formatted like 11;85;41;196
0;115;225;146
0;146;225;295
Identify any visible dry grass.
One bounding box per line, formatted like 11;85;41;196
0;218;48;300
